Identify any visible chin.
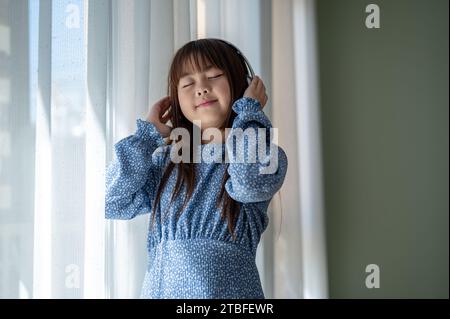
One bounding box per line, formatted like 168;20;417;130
197;119;222;130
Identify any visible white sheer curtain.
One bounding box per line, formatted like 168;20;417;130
0;0;108;298
0;0;327;299
1;0;107;298
272;0;328;298
0;0;35;299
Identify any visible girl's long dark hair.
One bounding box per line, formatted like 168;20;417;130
150;38;253;241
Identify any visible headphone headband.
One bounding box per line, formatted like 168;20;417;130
216;39;255;84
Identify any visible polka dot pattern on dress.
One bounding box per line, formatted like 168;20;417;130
105;97;288;299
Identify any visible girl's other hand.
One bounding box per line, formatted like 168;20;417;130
243;75;268;109
145;96;173;138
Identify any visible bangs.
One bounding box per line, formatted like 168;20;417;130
181;55;212;75
171;44;225;84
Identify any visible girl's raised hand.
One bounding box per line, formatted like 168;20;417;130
145;96;173;138
243;75;268;109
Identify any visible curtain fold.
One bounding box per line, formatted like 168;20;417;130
272;0;328;298
292;0;328;299
84;0;109;298
33;0;51;299
108;0;151;299
0;0;34;299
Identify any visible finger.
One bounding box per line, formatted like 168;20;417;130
261;92;268;102
162;116;171;124
162;98;172;107
162;109;173;121
255;76;265;88
162;106;172;114
255;77;264;91
255;85;264;97
160;103;172;114
157;96;170;105
261;94;268;109
254;75;263;82
161;111;171;120
162;112;172;122
259;79;266;91
159;96;171;107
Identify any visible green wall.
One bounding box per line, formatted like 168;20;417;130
316;0;448;298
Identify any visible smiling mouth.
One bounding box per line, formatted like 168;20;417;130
197;100;218;108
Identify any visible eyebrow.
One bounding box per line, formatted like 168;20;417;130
180;65;216;79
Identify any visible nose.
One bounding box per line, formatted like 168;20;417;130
196;88;209;97
195;77;211;97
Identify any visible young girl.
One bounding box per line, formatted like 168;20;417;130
105;38;288;299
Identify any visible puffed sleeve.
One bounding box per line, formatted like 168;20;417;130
105;119;169;219
225;97;288;203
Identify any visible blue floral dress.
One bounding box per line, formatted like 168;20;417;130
105;97;288;298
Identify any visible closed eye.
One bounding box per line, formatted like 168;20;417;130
209;74;223;79
181;74;223;88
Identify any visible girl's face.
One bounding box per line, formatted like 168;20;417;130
177;60;231;133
